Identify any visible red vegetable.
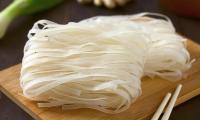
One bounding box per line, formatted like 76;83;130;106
160;0;200;18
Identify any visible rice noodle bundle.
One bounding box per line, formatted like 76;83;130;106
20;13;192;114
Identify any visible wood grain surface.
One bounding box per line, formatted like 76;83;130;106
0;40;200;120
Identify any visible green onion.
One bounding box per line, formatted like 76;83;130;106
0;0;64;38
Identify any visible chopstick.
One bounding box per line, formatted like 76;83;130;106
151;93;172;120
151;84;183;120
161;84;182;120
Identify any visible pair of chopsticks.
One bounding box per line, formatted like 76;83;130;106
151;84;182;120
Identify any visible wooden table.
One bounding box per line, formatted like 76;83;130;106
0;0;200;120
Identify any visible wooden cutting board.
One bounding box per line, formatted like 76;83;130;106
0;40;200;120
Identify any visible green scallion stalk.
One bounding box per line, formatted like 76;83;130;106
0;0;64;38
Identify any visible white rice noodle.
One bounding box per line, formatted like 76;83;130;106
20;12;192;114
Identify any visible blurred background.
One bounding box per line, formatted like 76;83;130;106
0;0;200;120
